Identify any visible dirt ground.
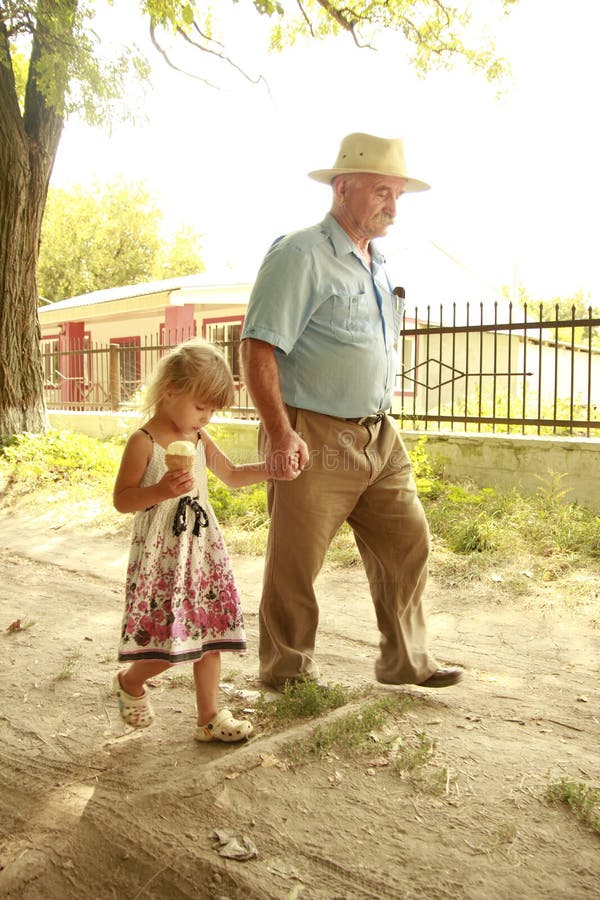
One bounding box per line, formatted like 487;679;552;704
1;504;599;900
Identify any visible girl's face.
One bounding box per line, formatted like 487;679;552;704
164;389;217;434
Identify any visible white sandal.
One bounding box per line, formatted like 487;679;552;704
113;672;155;729
195;708;253;743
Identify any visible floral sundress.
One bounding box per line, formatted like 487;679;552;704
118;430;247;664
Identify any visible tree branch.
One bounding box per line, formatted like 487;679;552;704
177;23;268;87
148;21;219;88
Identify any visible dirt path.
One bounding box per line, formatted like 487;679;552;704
1;509;599;899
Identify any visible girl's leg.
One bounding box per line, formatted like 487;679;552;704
114;660;172;729
193;651;220;725
193;651;253;743
118;660;173;697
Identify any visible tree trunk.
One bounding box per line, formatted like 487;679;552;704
0;14;69;441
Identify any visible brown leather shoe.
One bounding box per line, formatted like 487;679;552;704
418;666;464;688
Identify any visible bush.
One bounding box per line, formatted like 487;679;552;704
0;430;122;488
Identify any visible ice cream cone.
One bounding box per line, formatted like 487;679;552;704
165;440;196;474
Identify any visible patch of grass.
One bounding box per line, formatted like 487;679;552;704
221;520;270;556
413;765;450;797
207;473;267;529
0;430;121;492
221;668;242;683
308;696;404;758
285;693;415;764
392;730;436;775
254;679;358;729
167;672;195;689
493;821;519;846
54;649;81;681
546;778;600;834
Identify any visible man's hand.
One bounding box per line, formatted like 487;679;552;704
266;428;309;480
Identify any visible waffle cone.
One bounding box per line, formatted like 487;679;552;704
165;454;195;472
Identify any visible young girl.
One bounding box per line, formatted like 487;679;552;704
112;338;270;743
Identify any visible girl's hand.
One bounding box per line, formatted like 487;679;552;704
157;469;195;499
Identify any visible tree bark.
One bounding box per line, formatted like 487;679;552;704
0;11;71;440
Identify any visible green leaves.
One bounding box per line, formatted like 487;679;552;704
38;179;205;301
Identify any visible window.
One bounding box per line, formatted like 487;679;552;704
41;338;60;385
111;337;141;403
204;317;243;379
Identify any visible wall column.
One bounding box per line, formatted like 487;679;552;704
58;321;85;406
164;305;196;345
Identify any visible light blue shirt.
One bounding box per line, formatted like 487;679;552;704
241;213;405;418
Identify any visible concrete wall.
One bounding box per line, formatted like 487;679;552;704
400;431;600;513
47;411;600;513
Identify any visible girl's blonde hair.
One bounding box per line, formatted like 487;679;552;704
144;338;235;413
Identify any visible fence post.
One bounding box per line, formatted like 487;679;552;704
109;344;120;411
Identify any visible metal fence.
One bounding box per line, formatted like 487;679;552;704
396;302;600;437
42;303;600;437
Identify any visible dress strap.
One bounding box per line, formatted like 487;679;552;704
139;428;154;442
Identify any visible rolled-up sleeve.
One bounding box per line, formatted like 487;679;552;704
242;236;322;355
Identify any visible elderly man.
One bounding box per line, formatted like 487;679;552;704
240;132;463;691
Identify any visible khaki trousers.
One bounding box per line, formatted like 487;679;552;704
258;408;438;687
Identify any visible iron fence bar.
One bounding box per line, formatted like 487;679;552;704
587;309;593;438
492;302;498;434
569;307;576;428
478;303;484;429
436;304;443;428
450;303;457;431
464;302;470;430
521;304;528;435
552;306;559;434
536;307;543;435
424;305;432;431
506;302;513;431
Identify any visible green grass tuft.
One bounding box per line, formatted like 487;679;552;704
546;778;600;834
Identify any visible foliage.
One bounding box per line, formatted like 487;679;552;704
546;778;600;835
434;382;600;438
2;3;151;126
0;430;121;488
425;475;600;560
207;471;267;527
38;179;205;301
298;694;412;759
503;285;600;349
269;0;515;82
254;679;355;727
157;225;205;281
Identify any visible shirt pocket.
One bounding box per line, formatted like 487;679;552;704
329;291;373;343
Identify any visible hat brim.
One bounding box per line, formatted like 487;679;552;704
308;168;430;193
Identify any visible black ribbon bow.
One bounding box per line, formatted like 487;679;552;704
173;495;209;537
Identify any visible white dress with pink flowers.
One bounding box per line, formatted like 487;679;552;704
118;430;247;664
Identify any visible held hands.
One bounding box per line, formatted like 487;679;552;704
266;429;309;481
158;469;195;499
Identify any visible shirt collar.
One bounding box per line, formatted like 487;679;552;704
321;212;386;268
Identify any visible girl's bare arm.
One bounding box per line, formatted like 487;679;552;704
113;431;194;512
201;429;269;488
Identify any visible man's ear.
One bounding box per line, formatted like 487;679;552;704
332;174;349;204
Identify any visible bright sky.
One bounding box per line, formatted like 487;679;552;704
51;0;600;306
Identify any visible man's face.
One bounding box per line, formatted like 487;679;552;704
336;173;407;240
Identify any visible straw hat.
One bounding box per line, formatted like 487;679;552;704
308;132;430;193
